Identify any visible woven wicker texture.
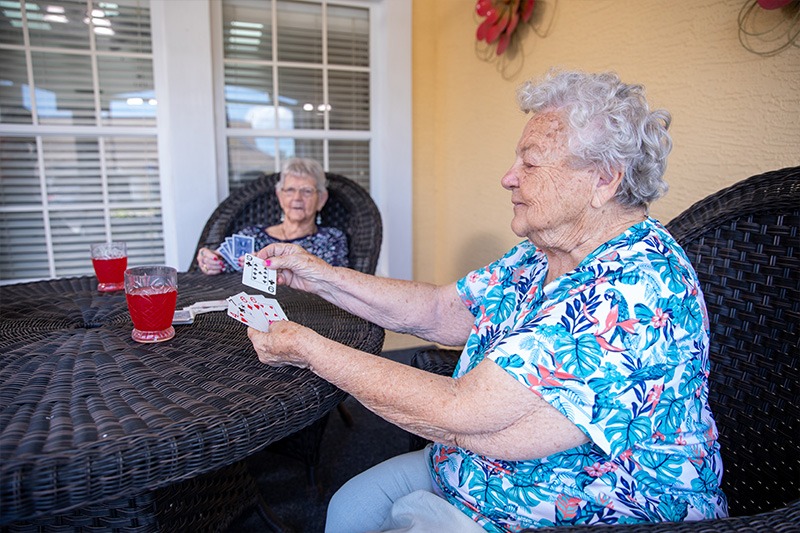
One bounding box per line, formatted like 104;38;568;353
410;166;800;532
189;172;382;275
0;272;384;527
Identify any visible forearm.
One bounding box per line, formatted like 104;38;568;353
301;336;585;460
312;267;472;346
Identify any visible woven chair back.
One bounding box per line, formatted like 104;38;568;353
665;166;800;517
190;172;382;274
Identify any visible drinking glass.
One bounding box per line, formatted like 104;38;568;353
91;242;128;292
124;266;178;343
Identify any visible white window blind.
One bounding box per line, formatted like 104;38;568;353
0;0;163;283
220;0;371;191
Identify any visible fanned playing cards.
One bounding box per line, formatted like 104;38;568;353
226;291;287;332
217;233;255;271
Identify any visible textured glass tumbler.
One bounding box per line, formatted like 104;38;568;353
124;266;178;343
90;241;127;292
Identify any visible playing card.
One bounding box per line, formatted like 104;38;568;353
242;253;277;295
188;300;228;314
225;292;287;332
227;294;268;332
172;309;194;325
233;233;255;259
217;242;240;271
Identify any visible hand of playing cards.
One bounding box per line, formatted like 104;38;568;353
226;291;287;332
226;253;284;331
216;233;255;271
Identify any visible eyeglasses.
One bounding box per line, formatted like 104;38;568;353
280;187;317;198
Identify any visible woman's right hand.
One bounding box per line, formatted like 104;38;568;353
197;247;224;275
256;242;332;293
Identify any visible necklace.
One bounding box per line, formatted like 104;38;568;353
277;223;315;241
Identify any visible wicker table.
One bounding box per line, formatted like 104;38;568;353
0;272;384;530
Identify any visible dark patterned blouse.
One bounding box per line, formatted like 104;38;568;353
220;225;349;271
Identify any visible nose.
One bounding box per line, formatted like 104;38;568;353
501;166;518;190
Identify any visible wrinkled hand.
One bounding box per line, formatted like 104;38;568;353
255;242;332;293
247;321;313;369
197;247;224;275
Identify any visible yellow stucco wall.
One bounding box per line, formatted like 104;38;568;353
411;0;799;286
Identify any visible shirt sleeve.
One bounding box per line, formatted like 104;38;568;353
487;262;707;459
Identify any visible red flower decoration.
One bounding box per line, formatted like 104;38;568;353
476;0;535;55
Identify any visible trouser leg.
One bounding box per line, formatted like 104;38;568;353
325;448;435;533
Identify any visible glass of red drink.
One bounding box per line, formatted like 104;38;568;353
124;265;178;343
91;241;128;292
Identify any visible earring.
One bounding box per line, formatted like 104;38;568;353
316;212;322;225
280;212;285;222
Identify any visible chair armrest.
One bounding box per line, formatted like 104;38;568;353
410;348;460;376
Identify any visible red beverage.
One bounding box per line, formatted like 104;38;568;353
92;257;127;285
126;286;178;332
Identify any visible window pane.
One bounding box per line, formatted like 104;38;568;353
278;66;323;130
98;55;156;127
329;69;369;130
0;1;25;46
0;211;49;279
106;136;160;203
228;137;277;188
0;137;41;206
290;138;322;162
94;0;152;55
225;63;274;129
277;0;321;63
328;4;368;67
27;0;91;50
31;52;95;126
42;137;103;205
111;207;164;266
51;208;106;277
329;140;370;190
0;49;33;124
223;0;272;60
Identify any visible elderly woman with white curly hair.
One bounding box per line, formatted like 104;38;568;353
247;69;728;531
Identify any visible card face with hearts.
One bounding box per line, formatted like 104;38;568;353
225;291;287;332
242;253;277;295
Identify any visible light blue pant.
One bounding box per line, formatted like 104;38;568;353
325;446;485;533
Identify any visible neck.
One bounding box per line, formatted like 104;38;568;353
538;207;647;284
279;219;316;240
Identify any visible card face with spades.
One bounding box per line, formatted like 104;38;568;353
242;253;277;295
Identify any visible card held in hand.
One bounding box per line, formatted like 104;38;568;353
242;253;277;295
225;291;287;332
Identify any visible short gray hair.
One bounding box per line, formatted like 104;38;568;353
277;158;327;192
517;69;671;208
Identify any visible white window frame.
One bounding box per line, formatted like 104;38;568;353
150;0;411;279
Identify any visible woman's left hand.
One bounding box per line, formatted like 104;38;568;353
247;321;315;369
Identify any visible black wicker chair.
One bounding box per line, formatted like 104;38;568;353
190;171;383;490
410;166;800;531
190;172;382;275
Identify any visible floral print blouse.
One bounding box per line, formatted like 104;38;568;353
427;218;728;531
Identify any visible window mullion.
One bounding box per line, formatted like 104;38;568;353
322;0;329;170
34;135;57;278
21;3;56;277
271;0;281;171
86;0;113;242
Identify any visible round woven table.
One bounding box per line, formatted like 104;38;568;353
0;272;384;529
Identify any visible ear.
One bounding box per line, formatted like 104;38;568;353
590;169;624;208
316;189;329;211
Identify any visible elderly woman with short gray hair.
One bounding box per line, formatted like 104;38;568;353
248;69;728;531
196;157;348;274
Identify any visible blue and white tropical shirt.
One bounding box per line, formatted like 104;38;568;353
427;218;728;531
